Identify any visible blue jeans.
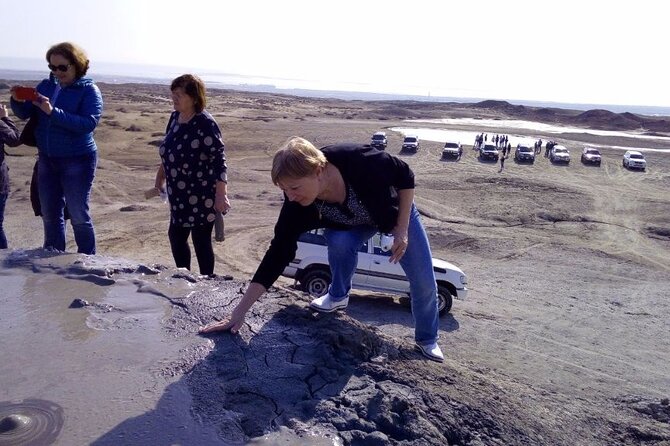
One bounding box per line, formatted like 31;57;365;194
323;203;440;344
38;152;97;254
0;193;7;249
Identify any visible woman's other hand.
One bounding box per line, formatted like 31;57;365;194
215;192;231;214
0;104;8;119
388;227;409;264
34;93;53;115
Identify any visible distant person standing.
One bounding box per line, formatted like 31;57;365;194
10;42;103;254
499;153;506;171
0;104;21;249
153;74;230;276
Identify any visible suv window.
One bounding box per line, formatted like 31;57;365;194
444;142;459;148
403;137;417;143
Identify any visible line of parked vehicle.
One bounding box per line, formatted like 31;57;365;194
369;132;648;170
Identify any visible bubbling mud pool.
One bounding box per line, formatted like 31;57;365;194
0;250;222;445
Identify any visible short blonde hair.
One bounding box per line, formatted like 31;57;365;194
271;137;326;184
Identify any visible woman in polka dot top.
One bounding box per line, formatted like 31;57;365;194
154;74;230;276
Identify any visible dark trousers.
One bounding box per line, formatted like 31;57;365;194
168;222;215;275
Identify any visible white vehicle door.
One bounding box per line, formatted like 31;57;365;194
352;238;374;288
361;233;410;293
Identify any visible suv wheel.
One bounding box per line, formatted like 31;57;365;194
300;268;331;296
437;285;453;316
407;284;453;316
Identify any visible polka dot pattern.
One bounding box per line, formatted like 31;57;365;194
159;111;227;227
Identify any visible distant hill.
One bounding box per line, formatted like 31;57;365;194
468;100;670;133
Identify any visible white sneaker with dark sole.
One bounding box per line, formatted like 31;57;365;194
415;342;444;362
309;293;349;312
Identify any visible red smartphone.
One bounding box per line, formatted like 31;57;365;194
14;86;38;102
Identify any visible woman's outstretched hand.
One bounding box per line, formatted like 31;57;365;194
198;312;245;334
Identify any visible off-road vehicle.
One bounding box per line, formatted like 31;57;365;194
282;229;468;316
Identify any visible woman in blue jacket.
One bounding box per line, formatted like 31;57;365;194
11;42;103;254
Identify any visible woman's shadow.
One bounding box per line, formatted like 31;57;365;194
91;299;407;445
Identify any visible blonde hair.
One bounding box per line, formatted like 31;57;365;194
271;137;326;184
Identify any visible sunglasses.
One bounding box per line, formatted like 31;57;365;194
48;63;72;72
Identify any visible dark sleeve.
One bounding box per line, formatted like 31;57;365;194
251;199;319;289
203;114;227;183
381;151;415;190
0;118;21;147
9;98;34;120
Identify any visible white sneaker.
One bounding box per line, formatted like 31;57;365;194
416;342;444;362
309;293;349;312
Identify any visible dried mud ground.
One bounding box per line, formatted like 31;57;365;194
2;83;670;445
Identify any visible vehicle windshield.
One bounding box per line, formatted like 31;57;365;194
518;146;532;152
555;148;568;153
372;135;385;140
585;149;600;155
483;145;497;151
444;142;459;148
630;154;644;159
404;137;417;143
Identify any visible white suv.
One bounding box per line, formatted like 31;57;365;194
441;141;463;160
370;131;387;150
623;150;647;170
282;229;468;316
401;135;420;153
550;145;571;164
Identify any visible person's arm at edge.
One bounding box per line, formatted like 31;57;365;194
0;108;21;147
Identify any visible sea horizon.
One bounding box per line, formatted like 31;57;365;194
2;57;670;117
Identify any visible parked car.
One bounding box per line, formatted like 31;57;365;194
514;143;535;163
401;135;420;153
479;142;499;161
623;150;646;170
550;145;570;164
581;147;602;165
441;140;463;160
282;229;468;316
370;131;387;150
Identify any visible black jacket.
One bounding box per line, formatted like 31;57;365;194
0;117;21;194
252;143;415;289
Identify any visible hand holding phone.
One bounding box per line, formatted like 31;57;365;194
13;86;38;102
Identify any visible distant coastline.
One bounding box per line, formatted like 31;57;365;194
2;57;670;117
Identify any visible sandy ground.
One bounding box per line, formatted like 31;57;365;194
1;82;670;445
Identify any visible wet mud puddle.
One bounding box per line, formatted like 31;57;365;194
0;251;221;445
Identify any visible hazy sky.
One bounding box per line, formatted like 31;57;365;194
3;0;667;107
